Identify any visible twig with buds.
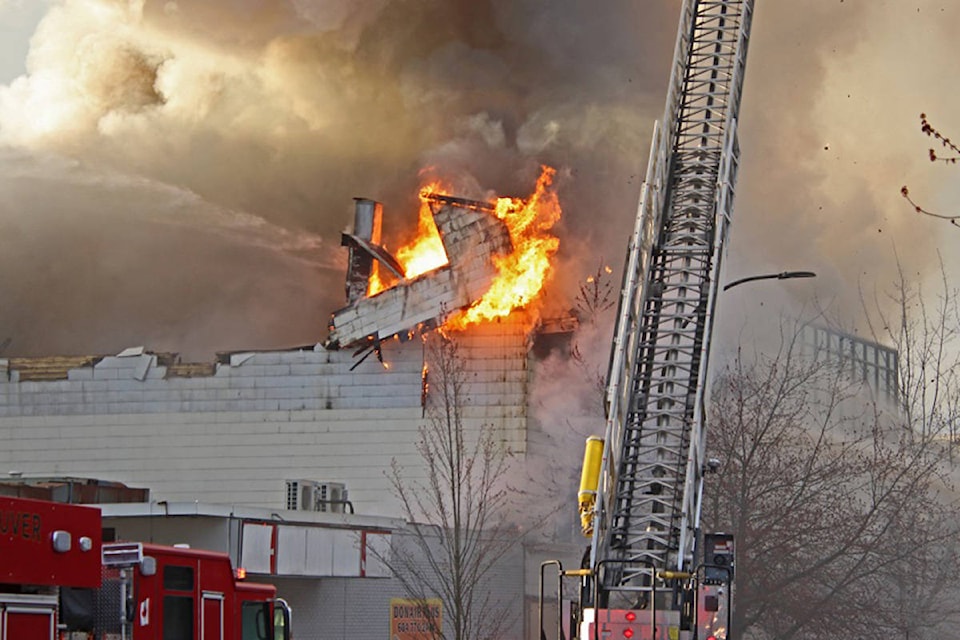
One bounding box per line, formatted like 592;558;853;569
920;113;960;163
901;114;960;227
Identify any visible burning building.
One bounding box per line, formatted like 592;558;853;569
0;171;580;639
328;193;513;349
329;165;562;351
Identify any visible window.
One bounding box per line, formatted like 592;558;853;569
163;565;195;639
163;595;194;640
241;602;271;640
163;565;194;591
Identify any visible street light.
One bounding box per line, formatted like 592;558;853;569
722;270;816;292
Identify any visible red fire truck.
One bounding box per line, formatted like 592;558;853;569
0;496;291;639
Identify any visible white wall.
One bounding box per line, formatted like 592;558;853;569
0;316;531;518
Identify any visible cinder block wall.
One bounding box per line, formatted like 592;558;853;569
0;316;531;518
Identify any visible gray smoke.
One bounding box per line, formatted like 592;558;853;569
0;0;677;357
0;0;956;361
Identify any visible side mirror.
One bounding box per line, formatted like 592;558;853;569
274;598;292;640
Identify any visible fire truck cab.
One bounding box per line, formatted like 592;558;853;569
1;496;291;640
96;541;291;640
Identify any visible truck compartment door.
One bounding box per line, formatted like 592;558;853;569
201;592;224;640
1;602;56;640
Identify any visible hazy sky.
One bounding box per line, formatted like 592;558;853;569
0;2;46;82
0;0;956;359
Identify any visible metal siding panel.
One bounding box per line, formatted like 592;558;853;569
240;523;273;574
276;526;307;576
307;528;334;576
331;530;360;577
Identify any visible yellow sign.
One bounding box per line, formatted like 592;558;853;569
390;598;442;639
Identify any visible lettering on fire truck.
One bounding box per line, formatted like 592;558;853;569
0;507;42;542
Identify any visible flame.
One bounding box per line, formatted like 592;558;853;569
370;166;561;328
398;182;450;278
446;166;561;330
367;181;450;295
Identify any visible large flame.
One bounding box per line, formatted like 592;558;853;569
445;166;561;330
367;181;449;295
398;182;450;278
371;166;561;329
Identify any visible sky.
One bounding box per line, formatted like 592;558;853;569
0;0;957;360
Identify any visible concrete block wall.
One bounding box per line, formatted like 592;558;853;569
0;315;532;518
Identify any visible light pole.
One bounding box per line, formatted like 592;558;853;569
722;270;816;292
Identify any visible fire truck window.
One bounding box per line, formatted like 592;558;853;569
241;602;270;640
163;565;195;591
164;595;194;640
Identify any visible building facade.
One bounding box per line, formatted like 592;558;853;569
0;312;581;638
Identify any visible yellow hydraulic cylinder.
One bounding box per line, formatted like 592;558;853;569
578;436;604;537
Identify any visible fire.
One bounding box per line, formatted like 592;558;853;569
445;166;561;330
368;166;561;329
398;182;450;278
367;181;450;295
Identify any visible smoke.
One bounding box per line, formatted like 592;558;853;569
726;1;960;332
0;0;956;361
2;0;957;567
0;0;676;357
516;0;960;538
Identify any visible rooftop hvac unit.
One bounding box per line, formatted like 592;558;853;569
285;480;349;513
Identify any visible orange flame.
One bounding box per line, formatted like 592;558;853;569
369;166;561;328
398;182;450;278
445;166;561;330
367;181;450;295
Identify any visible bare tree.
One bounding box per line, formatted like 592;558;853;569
862;256;960;447
382;333;519;640
570;261;616;400
859;261;960;639
702;317;960;640
573;260;616;322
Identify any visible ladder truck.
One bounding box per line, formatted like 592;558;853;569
547;1;755;639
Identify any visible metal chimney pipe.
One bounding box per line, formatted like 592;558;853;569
344;198;383;303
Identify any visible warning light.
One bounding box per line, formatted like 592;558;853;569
623;629;634;638
236;567;247;580
707;636;717;640
625;611;637;622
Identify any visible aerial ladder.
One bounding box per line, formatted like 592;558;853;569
542;1;755;639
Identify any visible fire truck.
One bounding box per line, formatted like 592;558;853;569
0;496;291;640
542;1;754;639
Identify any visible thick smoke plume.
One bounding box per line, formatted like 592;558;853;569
0;0;673;358
0;0;957;362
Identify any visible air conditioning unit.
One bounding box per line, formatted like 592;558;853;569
316;482;348;513
284;480;349;513
285;479;311;511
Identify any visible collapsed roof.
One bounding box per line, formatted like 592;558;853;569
325;194;512;350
